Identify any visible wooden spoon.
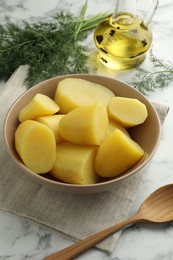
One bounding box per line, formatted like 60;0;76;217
43;184;173;260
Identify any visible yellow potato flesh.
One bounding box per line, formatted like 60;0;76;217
95;129;144;178
59;103;108;145
54;78;115;113
107;118;130;137
107;97;148;128
36;114;65;143
51;143;99;185
15;120;56;173
19;93;60;122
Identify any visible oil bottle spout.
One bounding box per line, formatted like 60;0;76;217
112;0;137;19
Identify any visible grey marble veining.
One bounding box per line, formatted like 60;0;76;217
1;0;173;259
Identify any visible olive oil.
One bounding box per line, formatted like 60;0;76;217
94;13;152;70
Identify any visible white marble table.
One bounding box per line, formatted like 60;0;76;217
1;0;173;259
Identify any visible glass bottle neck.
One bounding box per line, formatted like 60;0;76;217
112;0;137;19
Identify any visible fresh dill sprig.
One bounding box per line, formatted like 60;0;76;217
0;1;107;87
131;51;173;94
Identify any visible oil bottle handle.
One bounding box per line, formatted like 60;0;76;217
143;0;159;27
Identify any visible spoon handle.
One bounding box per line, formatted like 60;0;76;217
43;214;141;260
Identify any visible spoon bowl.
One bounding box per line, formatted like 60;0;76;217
138;184;173;223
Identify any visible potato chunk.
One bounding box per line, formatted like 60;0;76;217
19;93;60;122
95;129;144;178
107;118;130;137
51;143;98;184
107;97;148;128
36;114;64;143
54;78;115;113
59;103;108;145
15;120;56;173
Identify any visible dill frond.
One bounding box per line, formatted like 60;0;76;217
131;51;173;94
0;2;107;87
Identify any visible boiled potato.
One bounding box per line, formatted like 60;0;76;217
107;97;148;128
107;118;130;137
15;120;56;173
36;114;65;143
54;78;115;113
15;78;148;185
95;129;144;178
59;103;108;145
19;93;60;122
51;143;99;184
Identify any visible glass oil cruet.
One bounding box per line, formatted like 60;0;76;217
94;0;159;70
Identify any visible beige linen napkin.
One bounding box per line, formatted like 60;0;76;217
0;66;169;253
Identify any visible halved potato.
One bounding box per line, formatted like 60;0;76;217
51;143;99;184
107;97;148;128
54;78;115;113
95;129;144;178
19;93;60;122
59;103;108;145
36;114;65;143
107;118;130;137
15;120;56;173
